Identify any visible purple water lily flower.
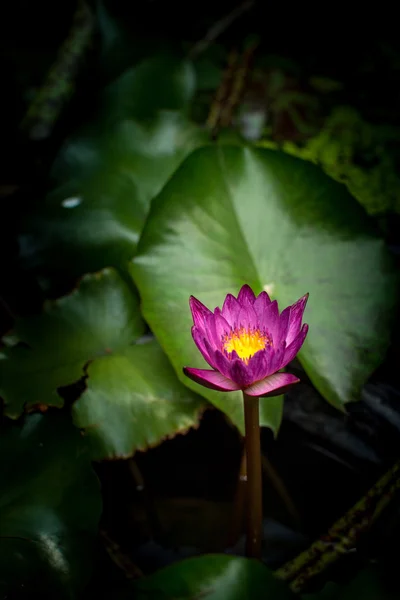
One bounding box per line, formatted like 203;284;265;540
183;285;309;397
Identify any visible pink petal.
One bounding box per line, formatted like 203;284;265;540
183;367;241;391
221;294;241;327
244;372;300;397
257;300;279;341
212;349;235;379
202;314;220;351
286;294;309;345
256;290;272;303
282;323;309;368
265;341;286;376
253;291;272;320
257;343;275;377
210;309;231;347
192;328;214;367
189;296;212;330
199;312;226;352
246;349;269;382
236;300;258;329
229;358;254;387
237;285;256;305
276;306;290;345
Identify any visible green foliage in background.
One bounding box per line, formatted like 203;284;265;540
261;106;400;215
0;413;101;598
1;1;399;597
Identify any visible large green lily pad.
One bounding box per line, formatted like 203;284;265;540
0;268;145;417
130;145;398;433
0;412;102;599
19;54;207;279
135;554;295;600
73;338;205;460
20;112;207;277
303;567;398;600
99;54;196;124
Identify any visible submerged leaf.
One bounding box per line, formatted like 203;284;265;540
0;413;101;598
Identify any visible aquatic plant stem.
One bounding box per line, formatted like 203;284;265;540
21;0;94;140
243;392;262;559
275;459;400;592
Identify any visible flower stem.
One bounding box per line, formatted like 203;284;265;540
243;392;263;559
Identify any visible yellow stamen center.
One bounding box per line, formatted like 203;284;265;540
222;328;270;364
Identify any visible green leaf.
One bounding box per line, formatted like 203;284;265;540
303;568;398;600
259;395;284;434
20;53;204;280
0;268;204;460
262;107;400;215
130;145;398;433
21;113;207;277
100;55;196;124
73;339;205;460
0;268;145;417
135;554;295;600
0;412;102;598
